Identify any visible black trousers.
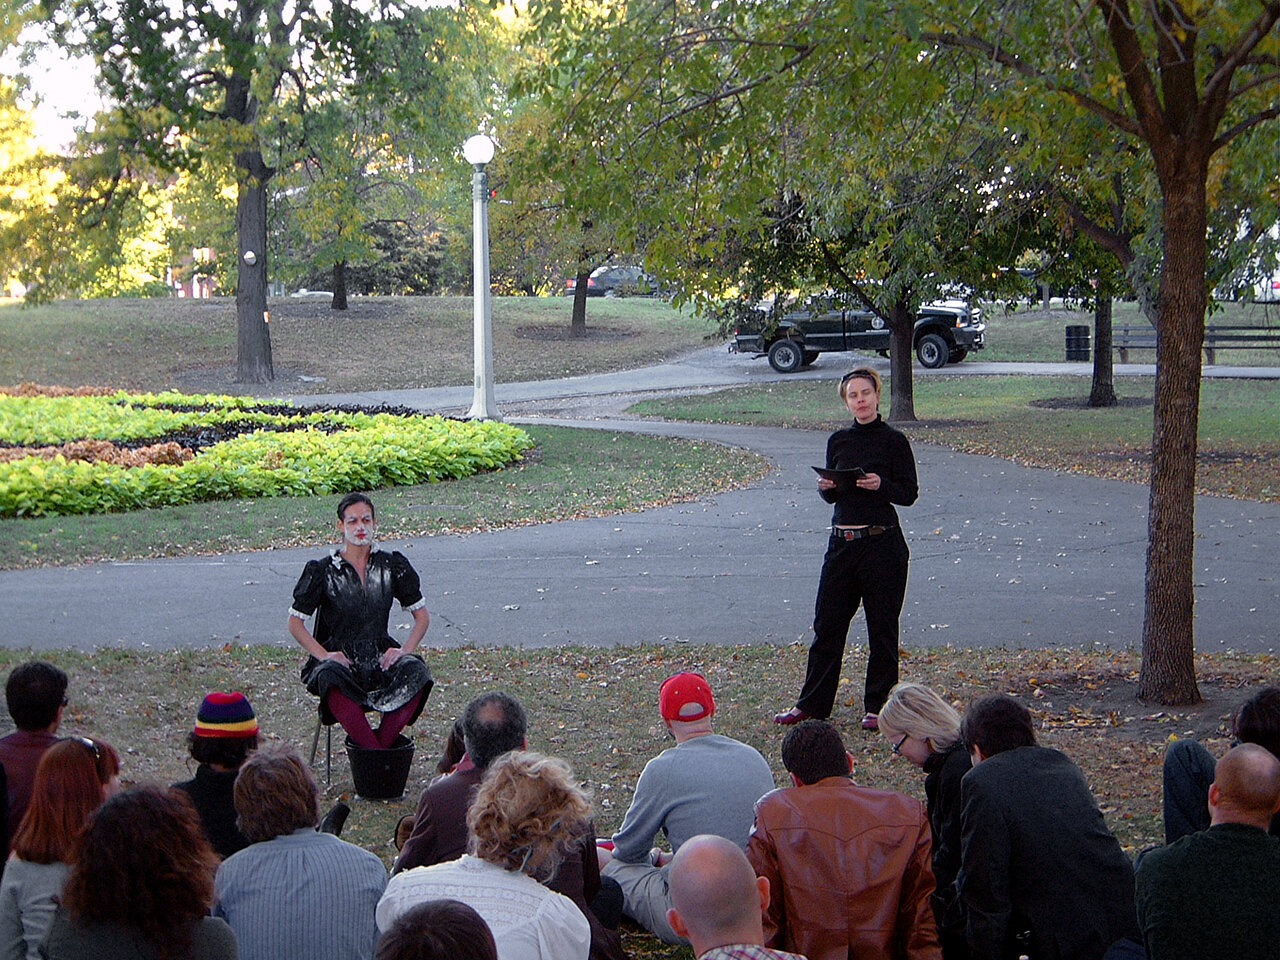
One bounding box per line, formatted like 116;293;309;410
796;527;909;718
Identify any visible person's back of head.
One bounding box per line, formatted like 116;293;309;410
666;834;767;954
878;682;963;753
781;719;851;785
658;672;716;741
1235;687;1280;760
462;692;527;770
234;743;320;843
961;694;1037;760
1210;743;1280;830
62;786;217;957
466;751;591;879
12;736;120;865
375;899;497;960
188;691;259;771
5;661;68;732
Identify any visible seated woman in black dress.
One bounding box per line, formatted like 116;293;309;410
289;492;434;750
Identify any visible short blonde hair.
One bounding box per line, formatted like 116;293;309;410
839;366;882;401
878;682;962;753
467;751;592;878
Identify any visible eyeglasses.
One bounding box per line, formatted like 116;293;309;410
891;733;909;755
69;735;100;761
841;368;876;384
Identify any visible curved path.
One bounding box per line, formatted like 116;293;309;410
1;350;1277;654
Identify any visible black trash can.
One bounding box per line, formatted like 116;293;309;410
1065;325;1091;361
346;735;415;799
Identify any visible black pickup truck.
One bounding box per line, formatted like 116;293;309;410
730;300;986;372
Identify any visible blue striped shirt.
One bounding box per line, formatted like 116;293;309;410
214;828;388;960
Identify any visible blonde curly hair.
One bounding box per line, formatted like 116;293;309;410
466;751;592;878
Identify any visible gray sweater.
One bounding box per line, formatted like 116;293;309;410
610;733;776;863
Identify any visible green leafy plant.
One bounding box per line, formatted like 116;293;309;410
0;391;532;517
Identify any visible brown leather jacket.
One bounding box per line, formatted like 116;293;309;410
746;777;941;960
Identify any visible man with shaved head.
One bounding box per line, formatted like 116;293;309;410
665;835;807;960
1136;743;1280;960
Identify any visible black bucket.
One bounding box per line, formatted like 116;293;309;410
345;735;415;799
1065;325;1091;361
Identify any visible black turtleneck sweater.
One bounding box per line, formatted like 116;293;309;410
819;416;918;527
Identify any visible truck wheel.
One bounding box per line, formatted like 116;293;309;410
802;350;819;366
948;348;969;364
916;333;949;369
768;339;804;373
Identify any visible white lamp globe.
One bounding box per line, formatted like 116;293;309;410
462;134;495;166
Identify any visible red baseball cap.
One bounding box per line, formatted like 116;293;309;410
659;672;716;722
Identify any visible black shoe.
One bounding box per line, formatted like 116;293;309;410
318;801;351;836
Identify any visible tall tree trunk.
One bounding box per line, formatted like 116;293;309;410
1089;285;1117;407
234;147;274;383
570;270;589;338
886;299;916;422
1138;171;1206;705
332;261;348;311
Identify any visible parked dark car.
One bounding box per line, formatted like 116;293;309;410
730;300;986;372
562;264;657;297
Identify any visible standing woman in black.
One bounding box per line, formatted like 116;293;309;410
774;366;918;731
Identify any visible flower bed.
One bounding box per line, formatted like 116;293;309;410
0;388;532;517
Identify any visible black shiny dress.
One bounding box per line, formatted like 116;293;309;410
292;549;433;725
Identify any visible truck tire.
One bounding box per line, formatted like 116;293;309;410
916;333;949;369
768;339;805;373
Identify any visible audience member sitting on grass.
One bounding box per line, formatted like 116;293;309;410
0;736;120;960
375;899;498;960
878;682;971;960
666;834;807;960
377;751;593;960
0;662;68;852
396;692;622;960
214;743;387;960
957;694;1140;960
747;719;939;960
42;785;236;960
173;691;259;860
1162;685;1280;843
1137;743;1280;960
598;672;776;945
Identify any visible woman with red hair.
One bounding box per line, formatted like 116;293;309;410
0;736;120;960
41;786;236;960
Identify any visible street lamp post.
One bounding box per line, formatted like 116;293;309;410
463;134;500;421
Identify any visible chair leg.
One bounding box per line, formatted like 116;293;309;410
325;724;332;786
309;713;322;766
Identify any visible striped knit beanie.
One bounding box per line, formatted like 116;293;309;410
193;691;259;738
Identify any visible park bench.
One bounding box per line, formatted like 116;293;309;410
1113;323;1280;364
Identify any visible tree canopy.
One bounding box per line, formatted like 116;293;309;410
522;0;1280;703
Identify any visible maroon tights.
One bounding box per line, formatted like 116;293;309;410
325;689;423;749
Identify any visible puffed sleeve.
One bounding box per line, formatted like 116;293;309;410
388;551;426;611
291;559;328;618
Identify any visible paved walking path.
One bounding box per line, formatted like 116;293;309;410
2;349;1277;655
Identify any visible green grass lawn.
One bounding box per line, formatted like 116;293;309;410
631;375;1280;501
980;299;1280;363
0;295;719;395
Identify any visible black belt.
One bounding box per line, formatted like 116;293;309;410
831;525;893;540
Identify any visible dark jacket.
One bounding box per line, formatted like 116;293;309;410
746;776;940;960
923;741;971;959
173;764;249;860
959;746;1139;960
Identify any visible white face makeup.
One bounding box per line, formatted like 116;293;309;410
339;504;376;547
